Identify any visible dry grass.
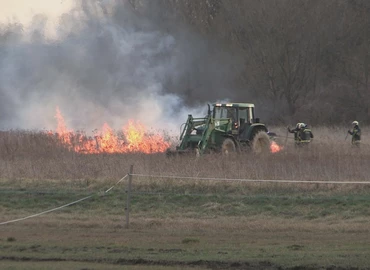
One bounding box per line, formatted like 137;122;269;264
1;127;370;191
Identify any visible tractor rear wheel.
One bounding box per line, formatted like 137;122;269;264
252;131;270;154
221;138;236;155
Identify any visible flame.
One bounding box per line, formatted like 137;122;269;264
98;123;121;153
124;120;170;153
270;141;283;153
52;107;170;154
55;106;72;145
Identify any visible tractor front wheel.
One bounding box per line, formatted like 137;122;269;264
221;138;236;155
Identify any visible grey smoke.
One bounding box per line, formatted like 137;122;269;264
0;1;241;133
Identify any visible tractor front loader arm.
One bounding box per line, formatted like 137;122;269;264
198;114;215;155
178;115;207;151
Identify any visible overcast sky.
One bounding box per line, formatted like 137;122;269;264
0;0;73;37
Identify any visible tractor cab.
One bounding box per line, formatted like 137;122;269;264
212;103;259;136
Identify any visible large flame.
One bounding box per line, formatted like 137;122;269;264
270;141;283;153
52;107;170;154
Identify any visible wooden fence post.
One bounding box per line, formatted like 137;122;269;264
125;165;133;229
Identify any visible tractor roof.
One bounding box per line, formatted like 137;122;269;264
213;103;255;108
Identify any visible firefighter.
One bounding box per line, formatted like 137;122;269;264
287;123;302;143
348;121;361;146
299;123;314;144
287;123;313;146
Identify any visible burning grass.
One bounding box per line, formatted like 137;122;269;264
50;106;172;154
1;126;370;186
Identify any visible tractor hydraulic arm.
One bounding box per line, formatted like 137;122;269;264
198;114;215;155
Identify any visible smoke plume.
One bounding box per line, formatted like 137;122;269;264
0;0;241;133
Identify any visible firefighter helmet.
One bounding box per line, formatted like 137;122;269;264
352;121;359;126
296;123;305;129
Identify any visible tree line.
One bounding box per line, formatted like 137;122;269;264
130;0;370;125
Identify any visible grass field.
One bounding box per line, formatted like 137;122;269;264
1;127;370;269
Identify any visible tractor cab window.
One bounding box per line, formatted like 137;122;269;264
238;108;250;125
214;107;227;118
214;107;236;122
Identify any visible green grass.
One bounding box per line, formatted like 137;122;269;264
1;178;370;269
1;229;370;269
2;185;370;219
0;260;202;270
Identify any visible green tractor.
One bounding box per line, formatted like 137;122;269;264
170;103;276;156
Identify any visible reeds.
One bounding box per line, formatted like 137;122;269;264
1;127;369;194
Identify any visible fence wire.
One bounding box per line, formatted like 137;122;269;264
131;174;370;185
0;174;128;225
